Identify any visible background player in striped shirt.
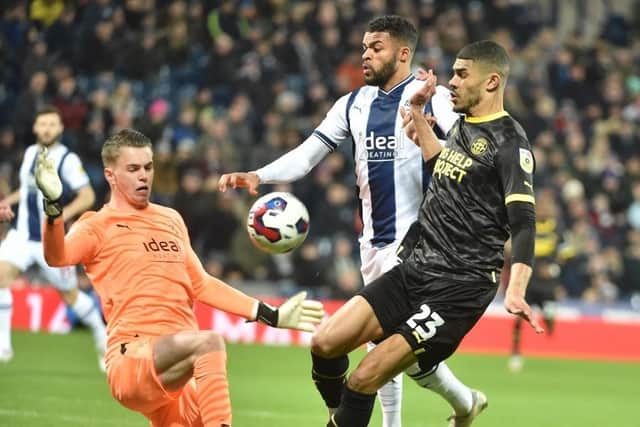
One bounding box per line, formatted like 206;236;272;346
35;128;324;426
219;15;479;427
0;106;106;370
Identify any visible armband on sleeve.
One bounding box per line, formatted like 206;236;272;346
507;201;535;266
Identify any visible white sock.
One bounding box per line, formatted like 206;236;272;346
0;288;13;351
406;362;472;415
71;291;106;350
368;342;402;427
378;373;403;427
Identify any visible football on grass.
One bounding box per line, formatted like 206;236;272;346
247;192;310;254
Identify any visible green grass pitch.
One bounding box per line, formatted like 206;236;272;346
0;330;637;426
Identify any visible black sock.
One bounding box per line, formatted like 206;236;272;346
511;318;522;355
311;352;349;409
330;385;376;427
545;315;556;335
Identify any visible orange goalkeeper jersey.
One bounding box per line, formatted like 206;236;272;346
43;203;257;362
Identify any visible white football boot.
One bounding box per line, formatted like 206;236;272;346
0;347;14;363
447;389;488;427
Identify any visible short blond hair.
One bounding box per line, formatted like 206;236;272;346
101;129;152;167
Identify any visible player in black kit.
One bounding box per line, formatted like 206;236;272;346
310;40;544;427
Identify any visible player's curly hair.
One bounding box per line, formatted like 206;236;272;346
367;15;417;52
101;128;152;166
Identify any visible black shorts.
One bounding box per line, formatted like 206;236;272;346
359;263;497;370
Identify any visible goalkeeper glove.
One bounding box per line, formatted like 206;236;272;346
256;291;324;332
35;147;63;220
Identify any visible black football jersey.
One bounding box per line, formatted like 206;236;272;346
407;111;535;283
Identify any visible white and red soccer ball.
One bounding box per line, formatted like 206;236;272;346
247;192;310;254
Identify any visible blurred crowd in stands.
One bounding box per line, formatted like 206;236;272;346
1;0;640;305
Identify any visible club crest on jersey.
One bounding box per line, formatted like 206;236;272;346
471;138;488;156
519;148;534;174
359;131;406;162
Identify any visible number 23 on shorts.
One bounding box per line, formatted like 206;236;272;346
406;303;444;344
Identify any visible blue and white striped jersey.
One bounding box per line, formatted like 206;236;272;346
12;143;90;242
313;75;459;248
256;74;459;248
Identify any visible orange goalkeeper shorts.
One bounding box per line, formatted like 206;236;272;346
107;336;202;427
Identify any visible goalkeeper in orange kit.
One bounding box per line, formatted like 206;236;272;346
35;128;325;427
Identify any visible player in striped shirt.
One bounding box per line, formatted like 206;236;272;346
0;106;106;370
219;15;481;427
